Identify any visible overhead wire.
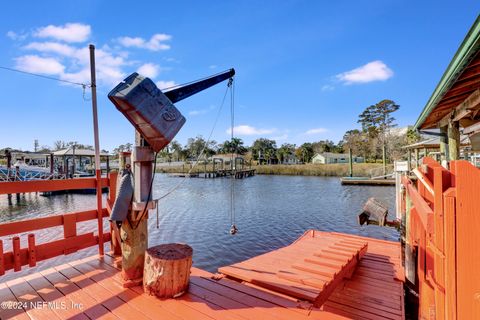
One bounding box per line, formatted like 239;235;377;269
0;65;92;102
0;65;89;87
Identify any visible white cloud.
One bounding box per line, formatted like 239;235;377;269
336;60;393;84
10;25;174;88
19;43;128;86
271;134;288;141
321;84;335;92
226;125;275;136
209;65;217;69
6;31;17;39
305;128;328;135
137;63;159;78
188;105;215;116
24;42;76;56
6;31;26;41
34;23;91;43
118;33;172;51
15;55;65;75
156;80;177;90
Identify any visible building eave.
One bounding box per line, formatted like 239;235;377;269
414;15;480;130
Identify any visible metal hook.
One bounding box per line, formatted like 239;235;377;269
230;224;238;235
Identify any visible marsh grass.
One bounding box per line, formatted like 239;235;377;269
156;163;384;177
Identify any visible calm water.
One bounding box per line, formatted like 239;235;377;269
0;174;398;273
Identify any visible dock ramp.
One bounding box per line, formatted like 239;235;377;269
219;231;368;307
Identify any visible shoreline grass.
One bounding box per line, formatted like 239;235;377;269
156;163;385;177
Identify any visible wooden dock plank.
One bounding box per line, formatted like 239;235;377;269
219;232;368;307
6;277;61;320
40;267;120;320
23;272;89;320
99;255;239;320
0;283;30;320
54;262;151;320
76;256;195;320
189;275;298;320
0;230;403;320
220;230;404;319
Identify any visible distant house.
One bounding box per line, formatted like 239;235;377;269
311;152;364;164
281;154;298;165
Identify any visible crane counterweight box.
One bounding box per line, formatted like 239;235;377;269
108;72;186;152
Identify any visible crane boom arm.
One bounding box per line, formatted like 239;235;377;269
163;68;235;103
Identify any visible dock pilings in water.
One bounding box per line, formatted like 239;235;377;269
171;169;256;179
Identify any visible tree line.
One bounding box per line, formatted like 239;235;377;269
153;136;345;164
2;99;420;164
151;99;419;164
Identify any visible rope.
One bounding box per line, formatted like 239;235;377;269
0;65;89;87
229;78;237;234
152;79;233;202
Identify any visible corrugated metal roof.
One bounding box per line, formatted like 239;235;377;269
52;148;110;156
404;135;471;149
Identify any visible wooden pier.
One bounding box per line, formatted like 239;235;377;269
340;177;395;186
171;169;256;179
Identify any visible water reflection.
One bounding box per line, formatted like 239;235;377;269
0;174;398;272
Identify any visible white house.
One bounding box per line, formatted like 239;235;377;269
311;152;364;164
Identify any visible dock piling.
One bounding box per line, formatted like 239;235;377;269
121;132;152;288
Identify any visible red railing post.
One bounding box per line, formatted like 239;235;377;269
28;234;36;267
433;166;449;319
0;240;4;276
96;170;104;256
443;188;457;320
13;236;21;272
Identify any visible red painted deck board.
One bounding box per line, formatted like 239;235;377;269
0;230;404;319
219;231;368;306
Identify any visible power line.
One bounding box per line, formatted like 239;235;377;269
0;65;89;87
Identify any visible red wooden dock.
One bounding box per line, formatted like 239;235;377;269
219;232;370;307
0;230;404;320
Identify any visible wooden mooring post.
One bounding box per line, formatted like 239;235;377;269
121;132;152;287
348;148;353;177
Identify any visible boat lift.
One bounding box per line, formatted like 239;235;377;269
108;68;235;287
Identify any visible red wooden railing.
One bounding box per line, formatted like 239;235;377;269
402;158;480;319
0;171;118;275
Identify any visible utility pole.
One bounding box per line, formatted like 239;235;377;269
89;44;104;256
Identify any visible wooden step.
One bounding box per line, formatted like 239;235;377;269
219;233;368;307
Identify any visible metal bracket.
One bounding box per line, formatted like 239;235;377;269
133;147;154;162
132;201;156;211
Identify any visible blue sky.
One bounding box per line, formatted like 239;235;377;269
0;1;479;152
